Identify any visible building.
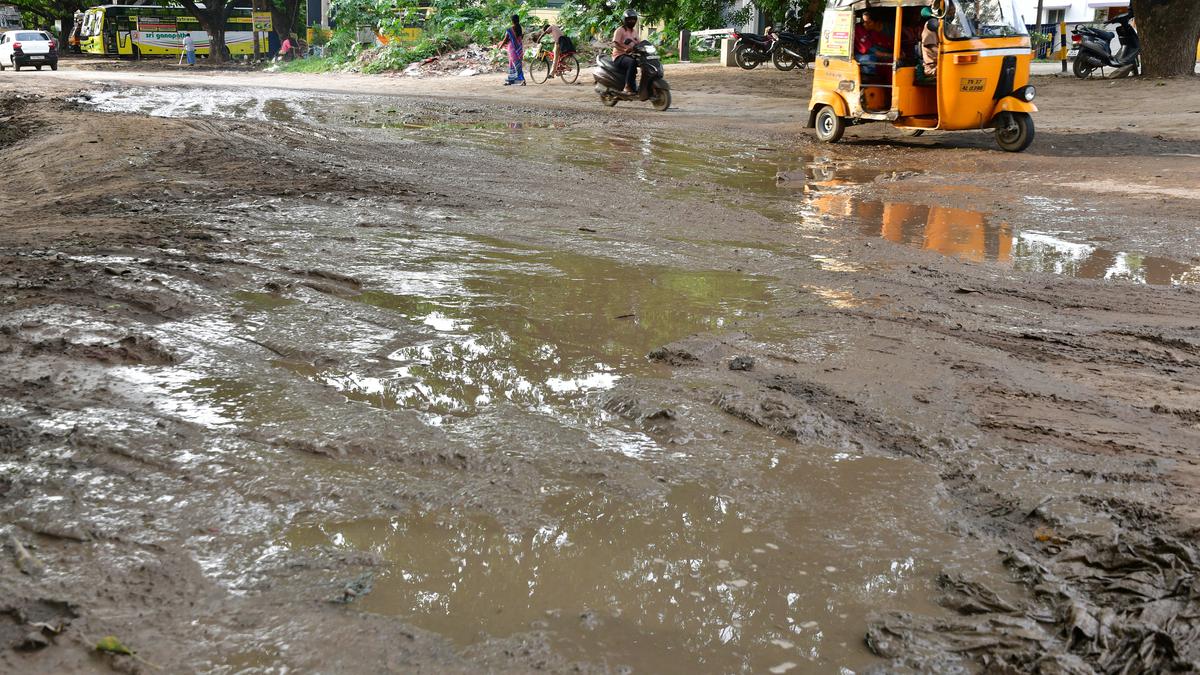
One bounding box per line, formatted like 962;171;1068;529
1014;1;1128;57
0;4;23;30
1014;1;1128;29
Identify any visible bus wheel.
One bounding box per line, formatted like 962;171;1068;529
995;112;1034;153
815;105;845;143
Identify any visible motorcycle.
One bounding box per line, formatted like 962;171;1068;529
593;40;671;111
731;28;778;70
1072;12;1139;79
772;23;819;71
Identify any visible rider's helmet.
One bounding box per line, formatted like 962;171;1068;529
623;9;638;26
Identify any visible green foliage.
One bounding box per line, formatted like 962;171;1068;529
323;0;541;72
427;0;542;44
557;1;623;41
275;55;343;72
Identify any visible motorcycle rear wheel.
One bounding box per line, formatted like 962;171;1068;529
772;50;798;71
734;45;760;70
1072;56;1097;79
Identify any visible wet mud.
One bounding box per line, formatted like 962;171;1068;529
2;73;1200;673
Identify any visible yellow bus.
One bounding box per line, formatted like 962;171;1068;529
79;3;267;58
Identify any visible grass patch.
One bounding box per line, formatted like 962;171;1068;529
275;56;346;73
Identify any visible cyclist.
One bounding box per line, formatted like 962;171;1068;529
535;23;574;75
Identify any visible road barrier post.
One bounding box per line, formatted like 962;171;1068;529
1060;21;1067;74
679;29;690;63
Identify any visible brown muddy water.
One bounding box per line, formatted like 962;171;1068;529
76;86;1200;285
96;200;1000;672
52;86;1191;672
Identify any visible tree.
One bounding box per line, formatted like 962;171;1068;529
178;0;240;63
8;0;93;45
1130;0;1200;77
268;0;303;43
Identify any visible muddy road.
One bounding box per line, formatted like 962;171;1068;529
2;63;1200;673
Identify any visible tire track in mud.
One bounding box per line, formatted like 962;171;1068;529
0;95;570;673
643;253;1200;671
4;83;1200;672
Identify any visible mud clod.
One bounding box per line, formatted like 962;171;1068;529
729;355;755;371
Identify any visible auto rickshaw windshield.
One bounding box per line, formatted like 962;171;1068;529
948;0;1029;38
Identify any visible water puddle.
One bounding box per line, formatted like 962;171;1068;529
76;86;324;126
269;232;773;419
811;198;1199;285
405;125;1198;284
75;86;1197;285
285;451;996;672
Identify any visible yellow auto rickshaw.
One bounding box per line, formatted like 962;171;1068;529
807;0;1037;152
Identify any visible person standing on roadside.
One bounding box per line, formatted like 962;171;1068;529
183;31;196;66
612;9;640;95
280;34;295;61
498;14;525;86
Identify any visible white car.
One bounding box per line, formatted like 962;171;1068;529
0;29;58;71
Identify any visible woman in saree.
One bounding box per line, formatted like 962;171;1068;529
499;14;525;86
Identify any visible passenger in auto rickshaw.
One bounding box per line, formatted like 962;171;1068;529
854;9;893;76
920;6;939;77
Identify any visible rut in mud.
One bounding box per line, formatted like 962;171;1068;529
2;77;1200;674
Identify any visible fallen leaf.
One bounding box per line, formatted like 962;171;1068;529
96;635;134;655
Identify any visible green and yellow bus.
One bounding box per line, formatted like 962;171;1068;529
79;3;267;58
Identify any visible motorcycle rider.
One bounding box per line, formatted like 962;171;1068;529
612;9;640;95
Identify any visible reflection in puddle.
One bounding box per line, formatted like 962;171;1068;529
286;458;988;672
288;237;772;417
813;198;1199;285
422;126;1197;285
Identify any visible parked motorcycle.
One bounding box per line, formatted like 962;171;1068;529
593;40;671;111
731;28;778;70
772;23;819;71
1073;12;1139;79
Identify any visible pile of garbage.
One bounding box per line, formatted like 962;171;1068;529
374;44;504;78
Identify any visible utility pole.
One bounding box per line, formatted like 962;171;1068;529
1034;0;1045;57
252;0;261;61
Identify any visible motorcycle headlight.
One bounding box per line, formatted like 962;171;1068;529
644;45;657;55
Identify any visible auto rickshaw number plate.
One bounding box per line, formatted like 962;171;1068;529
960;78;988;93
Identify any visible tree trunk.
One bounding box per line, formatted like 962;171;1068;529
270;0;301;43
179;0;233;64
209;22;226;63
1131;0;1200;77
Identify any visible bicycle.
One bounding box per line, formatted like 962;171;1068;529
528;43;580;84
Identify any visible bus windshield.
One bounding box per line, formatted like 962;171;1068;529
949;0;1028;38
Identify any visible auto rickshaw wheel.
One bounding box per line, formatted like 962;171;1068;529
814;106;845;143
901;129;925;137
995;112;1034;153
